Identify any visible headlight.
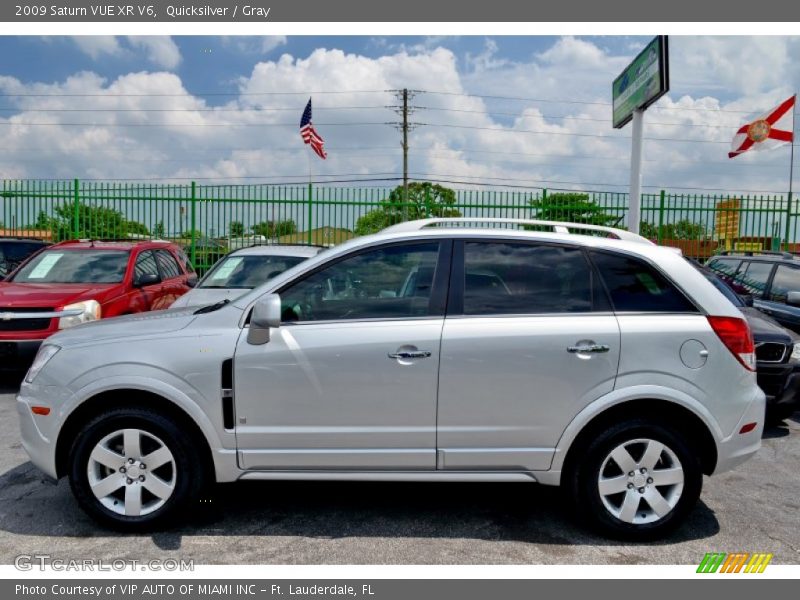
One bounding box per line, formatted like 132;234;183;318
25;344;60;384
58;300;101;329
791;342;800;362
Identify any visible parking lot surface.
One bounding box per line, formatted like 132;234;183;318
1;377;798;565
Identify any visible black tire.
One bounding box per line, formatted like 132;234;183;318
566;418;703;541
68;406;207;531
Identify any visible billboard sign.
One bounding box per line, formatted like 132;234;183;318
612;36;669;129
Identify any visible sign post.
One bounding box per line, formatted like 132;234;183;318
612;35;669;234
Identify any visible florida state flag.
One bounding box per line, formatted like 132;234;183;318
729;95;795;159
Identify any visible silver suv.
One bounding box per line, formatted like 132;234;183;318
17;219;765;539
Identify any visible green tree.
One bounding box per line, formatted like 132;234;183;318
229;221;245;236
251;219;298;237
125;221;151;236
26;210;53;230
50;203;149;240
273;220;297;236
354;182;461;236
640;219;707;240
529;192;618;226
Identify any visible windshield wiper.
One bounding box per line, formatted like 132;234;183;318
193;298;231;314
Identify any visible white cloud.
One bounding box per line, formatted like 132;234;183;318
260;36;288;54
70;36;181;69
537;36;610;68
126;36;182;70
71;36;123;60
220;36;288;55
1;36;798;207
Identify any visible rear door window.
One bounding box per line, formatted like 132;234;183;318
461;241;597;315
768;264;800;302
155;250;182;280
706;258;741;282
591;251;697;313
734;261;773;297
134;250;160;281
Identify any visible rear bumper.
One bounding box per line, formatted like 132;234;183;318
0;340;42;371
713;387;766;475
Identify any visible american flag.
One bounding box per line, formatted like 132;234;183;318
299;98;327;159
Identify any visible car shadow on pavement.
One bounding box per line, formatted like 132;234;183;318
0;460;720;550
0;371;24;394
762;411;799;439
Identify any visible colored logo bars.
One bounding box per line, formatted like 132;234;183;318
697;552;773;573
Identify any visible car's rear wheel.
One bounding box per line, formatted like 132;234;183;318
568;419;702;540
68;406;205;530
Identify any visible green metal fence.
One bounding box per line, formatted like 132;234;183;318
1;179;796;273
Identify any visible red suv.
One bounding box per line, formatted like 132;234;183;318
0;240;197;370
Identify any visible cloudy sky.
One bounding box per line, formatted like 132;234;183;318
0;35;798;196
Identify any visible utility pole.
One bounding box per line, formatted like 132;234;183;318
402;88;409;207
388;89;419;219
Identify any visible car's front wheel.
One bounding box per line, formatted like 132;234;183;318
568;419;702;540
68;406;205;530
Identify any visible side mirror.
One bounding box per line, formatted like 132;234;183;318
247;293;282;345
787;291;800;307
134;272;160;287
739;293;755;307
186;273;198;288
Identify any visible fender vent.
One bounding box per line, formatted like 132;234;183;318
221;358;234;430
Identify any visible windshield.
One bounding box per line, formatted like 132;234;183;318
199;254;307;289
12;249;130;283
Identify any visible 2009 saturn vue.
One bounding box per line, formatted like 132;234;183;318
17;218;765;539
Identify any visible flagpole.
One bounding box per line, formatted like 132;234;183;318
307;146;313;246
790;94;795;201
787;94;796;251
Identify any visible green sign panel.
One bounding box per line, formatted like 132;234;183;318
612;36;669;129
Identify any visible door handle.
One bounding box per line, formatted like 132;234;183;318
567;344;610;354
388;350;432;359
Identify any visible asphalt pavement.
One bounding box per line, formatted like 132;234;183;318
1;374;798;565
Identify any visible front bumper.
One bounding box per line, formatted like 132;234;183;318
16;382;64;480
713;386;766;475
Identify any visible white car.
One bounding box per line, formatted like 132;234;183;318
170;244;323;308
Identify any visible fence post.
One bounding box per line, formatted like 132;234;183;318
424;184;431;217
307;181;313;245
658;189;666;244
540;188;547;219
190;181;197;267
785;191;793;251
72;178;81;239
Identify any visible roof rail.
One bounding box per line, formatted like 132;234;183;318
381;218;654;245
718;249;795;259
241;242;328;250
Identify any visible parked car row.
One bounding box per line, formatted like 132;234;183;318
15;219;774;541
0;238;323;370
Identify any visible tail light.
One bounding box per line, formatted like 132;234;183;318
707;316;756;371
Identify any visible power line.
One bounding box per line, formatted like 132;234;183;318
0;87;776;115
420;90;782;115
418;106;746;129
3;143;797;170
405;173;791;194
418;122;737;144
0;103;758;130
0;118;746;144
0;121;389;128
0;106;389;113
0;90;391;98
